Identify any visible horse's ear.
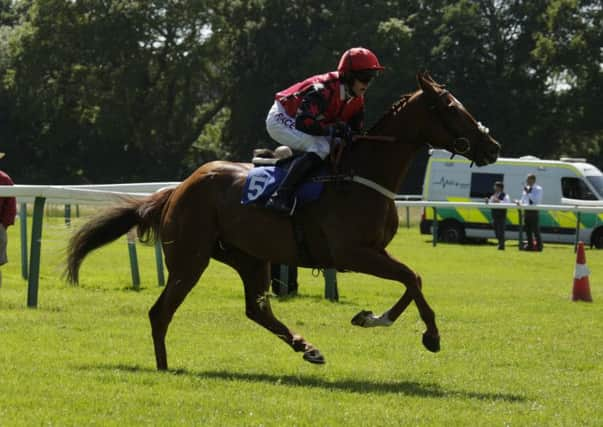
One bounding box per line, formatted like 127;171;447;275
425;72;440;85
417;71;439;101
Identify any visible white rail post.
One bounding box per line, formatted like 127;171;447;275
432;207;438;247
324;269;338;301
154;240;165;287
27;197;46;308
19;203;28;280
126;229;141;289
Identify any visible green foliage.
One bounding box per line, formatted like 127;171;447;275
0;0;601;182
1;0;226;183
0;219;602;425
531;0;602;162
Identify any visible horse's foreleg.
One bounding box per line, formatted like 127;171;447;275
382;275;422;321
350;286;415;328
335;248;440;352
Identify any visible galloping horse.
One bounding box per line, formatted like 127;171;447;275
66;72;500;370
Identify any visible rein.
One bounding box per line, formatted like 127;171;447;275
312;173;397;200
326;128;397;200
352;135;397;143
328;133;399;199
329;134;397;174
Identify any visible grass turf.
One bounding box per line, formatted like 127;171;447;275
0;215;601;426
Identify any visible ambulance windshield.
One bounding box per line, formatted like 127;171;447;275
586;175;603;199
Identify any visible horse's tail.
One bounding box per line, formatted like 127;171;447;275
65;188;174;285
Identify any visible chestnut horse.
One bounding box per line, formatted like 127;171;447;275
66;72;500;370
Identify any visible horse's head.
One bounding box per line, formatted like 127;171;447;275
417;72;500;166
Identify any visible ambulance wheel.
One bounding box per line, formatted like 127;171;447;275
438;221;465;243
591;228;603;249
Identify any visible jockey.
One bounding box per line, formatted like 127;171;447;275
265;47;384;215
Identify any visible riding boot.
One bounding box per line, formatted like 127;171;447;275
265;152;323;215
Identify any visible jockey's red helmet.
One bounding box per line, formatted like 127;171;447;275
337;47;384;74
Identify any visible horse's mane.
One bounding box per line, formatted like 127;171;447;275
367;91;417;134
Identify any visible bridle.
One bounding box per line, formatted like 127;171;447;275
352;88;490;157
428;89;490;159
324;86;492;199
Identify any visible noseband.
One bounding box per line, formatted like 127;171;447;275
452;136;470;155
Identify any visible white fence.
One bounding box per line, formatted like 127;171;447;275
1;183;602;307
0;182;180;204
0;183;179;307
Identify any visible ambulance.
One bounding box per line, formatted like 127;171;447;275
419;149;603;248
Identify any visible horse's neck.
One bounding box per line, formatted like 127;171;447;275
345;98;424;193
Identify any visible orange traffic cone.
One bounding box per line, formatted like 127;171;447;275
573;241;593;302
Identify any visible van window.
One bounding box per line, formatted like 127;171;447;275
561;177;597;200
470;173;504;198
585;176;603;198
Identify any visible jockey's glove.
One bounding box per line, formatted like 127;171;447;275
329;122;353;143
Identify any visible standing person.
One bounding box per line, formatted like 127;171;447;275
264;47;384;215
0;155;17;287
486;181;510;250
516;173;543;251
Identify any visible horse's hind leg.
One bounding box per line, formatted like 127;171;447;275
149;267;203;371
213;247;325;364
149;234;213;370
242;263;325;364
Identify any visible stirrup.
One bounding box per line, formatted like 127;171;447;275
266;194;297;216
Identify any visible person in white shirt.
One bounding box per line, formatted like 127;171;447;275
516;173;543;251
487;181;511;250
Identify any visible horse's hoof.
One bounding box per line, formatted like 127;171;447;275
351;310;374;327
422;332;441;353
303;348;326;364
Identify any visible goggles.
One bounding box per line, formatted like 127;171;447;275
352;69;379;84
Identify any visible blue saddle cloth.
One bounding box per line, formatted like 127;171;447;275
241;165;325;207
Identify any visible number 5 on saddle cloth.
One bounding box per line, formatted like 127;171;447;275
241;156;326;208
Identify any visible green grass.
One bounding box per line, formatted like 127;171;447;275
1;216;602;426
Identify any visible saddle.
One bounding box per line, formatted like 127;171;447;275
251;146;295;166
241;147;326;207
252;140;346;171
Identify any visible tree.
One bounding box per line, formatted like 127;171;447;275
1;0;226;183
0;0;600;185
411;0;602;166
532;0;603;162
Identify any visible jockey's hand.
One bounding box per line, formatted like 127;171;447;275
330;122;353;143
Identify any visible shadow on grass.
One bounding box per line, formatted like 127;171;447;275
84;363;526;403
271;293;358;306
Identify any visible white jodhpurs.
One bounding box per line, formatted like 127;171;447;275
265;101;331;160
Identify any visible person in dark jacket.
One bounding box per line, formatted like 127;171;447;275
486;181;510;250
0;156;17;287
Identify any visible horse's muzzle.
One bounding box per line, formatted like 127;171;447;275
474;137;501;166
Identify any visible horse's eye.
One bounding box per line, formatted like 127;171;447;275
446;102;457;113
